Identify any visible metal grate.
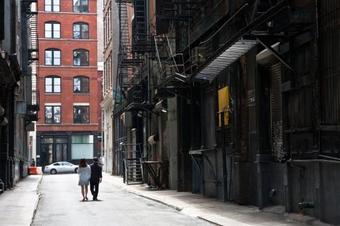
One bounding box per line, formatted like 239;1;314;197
195;39;257;81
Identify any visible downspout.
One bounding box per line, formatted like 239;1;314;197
314;0;321;219
146;0;151;162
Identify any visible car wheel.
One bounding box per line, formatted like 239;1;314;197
74;168;78;173
50;169;57;174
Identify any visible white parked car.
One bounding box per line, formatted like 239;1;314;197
44;161;78;174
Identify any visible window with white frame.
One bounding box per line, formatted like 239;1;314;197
45;22;60;38
73;23;89;39
73;0;89;13
45;49;61;66
45;105;61;124
73;76;89;93
45;0;60;12
73;49;89;66
45;76;61;93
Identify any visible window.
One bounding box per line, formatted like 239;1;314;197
45;49;61;66
73;0;89;13
71;135;94;159
73;76;89;93
45;106;61;124
73;106;89;123
73;23;89;39
45;76;61;93
45;22;60;38
45;0;60;12
73;49;89;66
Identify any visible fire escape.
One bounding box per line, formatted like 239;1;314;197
23;0;39;125
115;0;149;185
114;0;147;111
152;0;205;97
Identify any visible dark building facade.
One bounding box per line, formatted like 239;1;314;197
112;0;340;224
0;0;38;189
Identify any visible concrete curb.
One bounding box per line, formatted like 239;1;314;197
197;216;223;226
127;190;183;211
104;175;334;226
30;175;43;226
105;177;184;211
104;176;224;225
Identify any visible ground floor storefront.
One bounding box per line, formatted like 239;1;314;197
36;132;101;167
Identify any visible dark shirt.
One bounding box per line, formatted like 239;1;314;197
90;162;102;183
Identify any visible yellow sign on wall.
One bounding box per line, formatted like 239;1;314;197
218;86;230;127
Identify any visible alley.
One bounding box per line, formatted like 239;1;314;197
31;174;211;226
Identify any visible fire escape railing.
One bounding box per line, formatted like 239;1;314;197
114;0;130;111
24;0;39;64
115;0;148;113
22;0;39;122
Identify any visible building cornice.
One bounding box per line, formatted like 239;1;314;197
38;11;97;16
39;38;97;42
38;65;98;69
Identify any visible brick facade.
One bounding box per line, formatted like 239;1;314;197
36;0;101;166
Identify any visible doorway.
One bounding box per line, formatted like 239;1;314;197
40;136;68;166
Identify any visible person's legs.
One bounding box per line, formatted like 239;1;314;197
81;186;85;201
84;185;88;200
90;182;95;199
92;183;99;200
94;183;99;199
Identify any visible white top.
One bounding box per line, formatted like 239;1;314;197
78;165;91;183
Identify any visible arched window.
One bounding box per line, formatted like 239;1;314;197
73;22;89;39
73;0;88;13
45;0;60;12
73;76;89;93
45;21;60;38
73;49;89;66
45;48;61;66
45;76;61;93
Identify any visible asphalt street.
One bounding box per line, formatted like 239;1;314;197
31;174;212;226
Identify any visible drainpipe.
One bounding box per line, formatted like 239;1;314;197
222;122;228;202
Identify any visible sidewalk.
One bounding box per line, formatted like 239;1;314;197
0;175;42;226
104;173;331;226
0;174;331;226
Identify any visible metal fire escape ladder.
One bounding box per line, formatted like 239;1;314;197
114;1;130;109
153;0;206;84
154;35;187;85
23;0;39;64
123;144;143;185
115;1;145;185
132;0;147;53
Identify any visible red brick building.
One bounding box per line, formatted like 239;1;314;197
36;0;101;168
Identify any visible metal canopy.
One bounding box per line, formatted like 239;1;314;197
195;39;257;81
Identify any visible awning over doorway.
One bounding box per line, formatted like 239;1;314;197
195;39;257;81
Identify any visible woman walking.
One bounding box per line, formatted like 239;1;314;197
78;159;91;201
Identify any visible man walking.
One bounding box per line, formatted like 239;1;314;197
90;158;102;201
